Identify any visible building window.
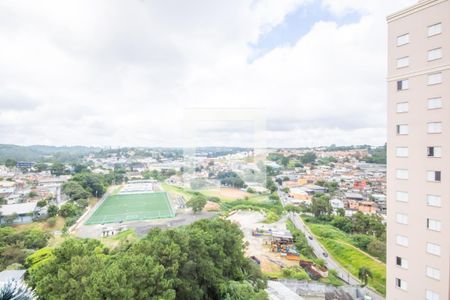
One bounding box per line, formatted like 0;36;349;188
427;171;441;182
397;57;410;68
396;169;409;180
397;79;409;90
428;48;442;61
397;124;409;135
426;243;441;256
396;213;408;225
395;278;408;290
397;33;410;46
427;146;442;158
426;266;441;280
427;97;442;109
396;191;409;202
427;219;441;232
396;235;408;247
427;195;441;207
428;73;442;85
428;23;442;37
396;102;409;113
396;147;409;157
396;256;408;269
427;122;442;134
426;290;440;300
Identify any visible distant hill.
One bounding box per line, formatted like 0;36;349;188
0;144;100;163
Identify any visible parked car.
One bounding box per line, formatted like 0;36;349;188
323;252;328;257
308;235;313;240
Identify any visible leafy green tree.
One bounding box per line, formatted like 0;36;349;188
286;220;314;258
336;208;345;217
62;181;90;201
310;194;332;218
36;200;47;208
47;205;58;217
72;164;89;174
71;173;106;197
58;202;80;218
367;239;386;262
266;177;277;193
23;229;51;249
351;234;375;251
0;227;50;271
220;281;268;300
300;152;317;164
217;171;245;188
358;267;373;287
33;163;48;172
27;219;266;300
50;162;66;176
4;159;17;168
186;195;207;213
280;156;289;167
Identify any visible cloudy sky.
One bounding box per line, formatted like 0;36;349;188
0;0;416;148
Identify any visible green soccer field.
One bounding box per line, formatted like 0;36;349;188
85;192;175;225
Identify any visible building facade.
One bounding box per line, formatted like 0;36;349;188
387;1;450;299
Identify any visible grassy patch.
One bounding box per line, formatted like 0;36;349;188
220;197;283;224
264;267;310;281
320;269;343;287
100;229;138;249
13;216;65;233
162;183;195;200
305;221;386;295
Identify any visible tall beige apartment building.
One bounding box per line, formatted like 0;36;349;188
387;0;450;299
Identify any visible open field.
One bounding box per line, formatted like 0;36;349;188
162;183;269;203
200;188;251;201
13;216;65;232
161;183;194;200
306;222;386;295
85;192;174;225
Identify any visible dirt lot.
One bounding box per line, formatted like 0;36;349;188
203;188;251;200
227;211;298;274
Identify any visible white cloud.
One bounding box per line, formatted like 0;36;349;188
0;0;416;147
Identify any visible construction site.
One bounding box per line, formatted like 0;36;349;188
228;211;328;280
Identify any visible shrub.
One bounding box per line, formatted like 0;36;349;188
281;267;310;280
36;200;47;208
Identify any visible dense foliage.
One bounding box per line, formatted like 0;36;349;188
26;219;267;300
217;171;245;188
303;211;386;262
186;195;208;213
364;145;386;164
0;227;50;271
142;169;176;181
286;220;314;258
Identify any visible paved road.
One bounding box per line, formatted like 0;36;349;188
288;212;384;300
277;188;384;300
288;212;357;284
